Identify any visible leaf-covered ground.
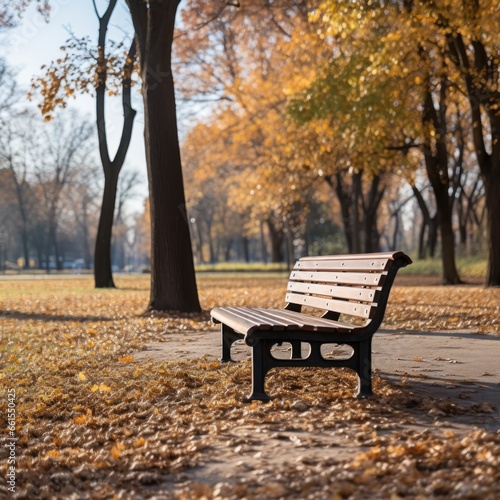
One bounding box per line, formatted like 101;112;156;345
1;275;499;499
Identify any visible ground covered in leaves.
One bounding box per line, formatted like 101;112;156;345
1;274;499;498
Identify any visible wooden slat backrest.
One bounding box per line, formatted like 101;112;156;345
285;253;401;320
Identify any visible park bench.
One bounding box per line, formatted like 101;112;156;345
211;251;412;401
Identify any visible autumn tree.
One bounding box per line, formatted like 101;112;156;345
305;0;498;284
440;1;500;286
176;1;326;262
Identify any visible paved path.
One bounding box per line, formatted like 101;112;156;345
134;328;500;431
134;328;500;491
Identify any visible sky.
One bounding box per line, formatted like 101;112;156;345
1;0;149;214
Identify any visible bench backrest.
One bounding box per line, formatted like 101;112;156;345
285;251;412;322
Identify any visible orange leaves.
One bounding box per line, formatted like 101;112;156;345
73;414;87;425
30;31;136;118
118;356;134;363
110;442;124;459
90;383;111;393
2;275;500;497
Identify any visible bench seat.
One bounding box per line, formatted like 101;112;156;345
211;307;360;335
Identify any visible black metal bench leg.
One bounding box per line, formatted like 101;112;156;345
221;324;244;363
247;340;271;402
355;338;373;398
291;341;302;359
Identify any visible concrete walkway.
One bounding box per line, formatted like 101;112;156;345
134;328;500;431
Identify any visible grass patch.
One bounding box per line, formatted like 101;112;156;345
195;261;290;273
400;255;487;279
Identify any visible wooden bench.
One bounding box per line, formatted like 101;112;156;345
211;251;412;401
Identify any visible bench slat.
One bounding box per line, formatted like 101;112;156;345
286;281;379;303
285;292;374;319
253;308;356;332
211;306;270;333
298;251;409;261
289;270;386;287
226;306;286;330
294;258;390;272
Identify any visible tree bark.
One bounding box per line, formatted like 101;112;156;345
325;174;353;253
267;218;284;263
422;85;462;284
351;171;362;253
95;175;119;286
127;0;201;311
362;173;385;252
484;153;500;286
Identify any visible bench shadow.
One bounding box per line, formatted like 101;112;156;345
379;329;500;341
0;310;114;323
379;371;500;429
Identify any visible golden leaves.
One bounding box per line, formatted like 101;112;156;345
90;383;111;393
1;275;499;497
118;356;134;363
73;414;87;425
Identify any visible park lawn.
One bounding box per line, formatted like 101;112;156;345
1;275;499;498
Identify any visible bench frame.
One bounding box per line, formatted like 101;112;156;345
212;252;412;401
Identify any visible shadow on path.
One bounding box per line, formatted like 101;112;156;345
0;309;114;323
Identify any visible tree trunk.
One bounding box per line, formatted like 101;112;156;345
128;0;200;311
325;174;353;252
483;158;500;286
194;220;204;264
362;173;384;252
433;185;461;284
94;175;118;287
422;84;462;284
206;220;216;264
260;221;268;263
50;222;62;271
82;206;92;269
267;218;284;263
242;236;250;263
224;239;233;262
351;172;362;253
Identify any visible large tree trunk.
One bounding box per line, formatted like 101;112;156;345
128;0;200;312
422;84;462;284
362;173;384;252
483;156;500;286
325;174;353;252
